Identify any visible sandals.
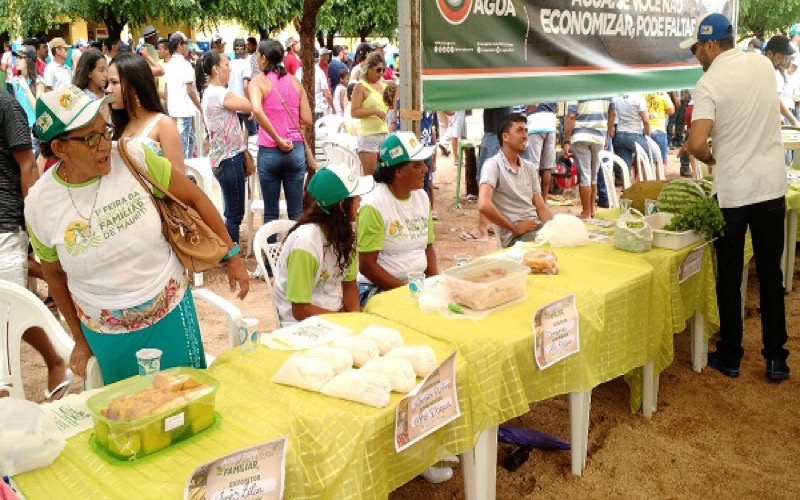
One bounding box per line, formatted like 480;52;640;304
459;231;488;242
44;369;74;401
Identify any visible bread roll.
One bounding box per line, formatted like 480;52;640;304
361;357;417;393
331;336;380;367
320;369;392;407
271;355;335;392
384;345;438;377
358;325;405;355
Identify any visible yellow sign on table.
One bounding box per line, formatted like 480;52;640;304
534;294;580;369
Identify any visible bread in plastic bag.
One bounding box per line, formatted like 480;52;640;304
303;346;354;374
320;369;392;407
535;214;589;247
358;324;405;355
360;357;417;393
523;250;558;274
0;398;66;476
271;355;335;392
330;335;380;367
613;208;653;253
384;345;438;377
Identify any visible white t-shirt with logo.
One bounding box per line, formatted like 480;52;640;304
273;223;357;325
357;183;434;285
164;56;196;118
25;141;184;310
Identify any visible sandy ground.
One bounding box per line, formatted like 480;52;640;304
18;147;800;499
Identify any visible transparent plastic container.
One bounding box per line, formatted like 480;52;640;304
443;259;529;310
87;367;219;461
644;213;703;250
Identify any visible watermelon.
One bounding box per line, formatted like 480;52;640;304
656;179;707;214
620;180;668;213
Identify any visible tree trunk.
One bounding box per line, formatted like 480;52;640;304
258;28;270;41
103;10;126;41
300;0;327;198
316;31;324;48
325;31;335;49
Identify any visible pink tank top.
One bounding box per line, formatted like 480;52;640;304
257;72;303;148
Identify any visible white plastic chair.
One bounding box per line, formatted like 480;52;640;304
314;115;345;142
599;160;620;208
322;143;363;176
184;157;220;287
633;142;656;182
84;288;244;390
645;136;665;180
245;176;289;257
597;151;632;190
253;220;296;328
0;281;74;400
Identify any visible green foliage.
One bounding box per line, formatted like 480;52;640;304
318;0;397;39
738;0;800;36
215;0;300;36
664;197;726;240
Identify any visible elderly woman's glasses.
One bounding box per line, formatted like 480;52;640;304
61;126;115;148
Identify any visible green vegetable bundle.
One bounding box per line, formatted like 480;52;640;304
663;197;725;239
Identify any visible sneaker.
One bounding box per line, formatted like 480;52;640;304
766;359;790;382
707;351;740;378
431;211;439;220
421;466;453;484
465;194;478;202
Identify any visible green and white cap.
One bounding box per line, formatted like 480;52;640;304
34;85;114;142
378;132;435;168
307;163;375;209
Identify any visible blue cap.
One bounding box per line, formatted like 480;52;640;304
680;13;733;49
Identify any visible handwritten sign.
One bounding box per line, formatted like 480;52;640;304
678;245;705;283
41;390;100;438
533;294;580;369
184;438;287;500
395;351;460;452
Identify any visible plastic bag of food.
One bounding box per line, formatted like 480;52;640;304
0;399;66;476
613;208;653;253
523;250;558;274
535;214;589;247
270;355;335;392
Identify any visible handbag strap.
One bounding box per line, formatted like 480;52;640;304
272;77;313;153
118;139;191;211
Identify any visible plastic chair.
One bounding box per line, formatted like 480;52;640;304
633;142;656;182
645;136;665;180
245;176;290;257
184;157;220;287
323;143;363;176
0;280;74;399
84;288;244;390
315;115;345;142
599;160;620;208
253;220;296;328
597;151;632;190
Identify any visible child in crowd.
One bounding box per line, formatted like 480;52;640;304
333;70;349;117
383;81;397;132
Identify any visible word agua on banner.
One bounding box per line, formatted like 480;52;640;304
395;352;461;453
541;0;695;38
184;438;287;500
534;294;580;370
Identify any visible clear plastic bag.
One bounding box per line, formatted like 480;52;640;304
613;208;653;253
535;214;589;247
0;399;66;476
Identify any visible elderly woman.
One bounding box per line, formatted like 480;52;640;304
25;85;248;384
357;132;438;306
350;53;389;175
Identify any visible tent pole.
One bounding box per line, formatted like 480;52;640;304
398;0;421;135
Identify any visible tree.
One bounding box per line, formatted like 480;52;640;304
738;0;800;39
318;0;397;41
218;0;300;40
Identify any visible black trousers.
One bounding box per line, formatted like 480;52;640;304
714;196;788;365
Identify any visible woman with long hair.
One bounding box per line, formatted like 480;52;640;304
350;53;389;175
196;49;252;243
106;54;185;173
357;132;438;306
71;48;107;101
11;47;39;131
248;39;312;224
273;163;374;325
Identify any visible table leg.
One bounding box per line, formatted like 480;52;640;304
786;209;797;292
643;360;655;418
455;142;464;208
690;311;706;372
461;424;498;500
569;390;591;476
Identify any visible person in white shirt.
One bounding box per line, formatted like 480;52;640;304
683;13;790;382
164;32;202;158
333;70;349;116
611;93;650;181
1;41;13;93
228;38;255;135
762;36;800;126
297;48;334;121
42;37;72;91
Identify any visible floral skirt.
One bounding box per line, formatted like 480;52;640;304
81;287;206;384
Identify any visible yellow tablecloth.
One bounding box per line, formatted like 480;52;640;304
366;255;654;423
14;314;489;500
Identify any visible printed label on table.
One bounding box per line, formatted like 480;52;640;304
679;245;705;283
395;351;460;453
164;412;185;432
533;294;580;369
184;438;287;500
43;391;98;438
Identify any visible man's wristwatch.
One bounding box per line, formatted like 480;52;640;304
222;243;240;262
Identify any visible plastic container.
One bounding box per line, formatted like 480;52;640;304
87;367;219;461
644;213;703;250
443;259;529;310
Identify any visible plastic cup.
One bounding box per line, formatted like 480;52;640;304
407;272;425;299
136;348;162;376
620;199;632;212
644;199;657;215
238;317;259;353
454;253;472;267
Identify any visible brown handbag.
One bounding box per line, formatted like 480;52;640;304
118;139;229;273
242;149;256;177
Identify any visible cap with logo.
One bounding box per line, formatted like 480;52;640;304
306;163;375;209
34;85;114;142
378;132;435;168
765;35;796;56
679;13;732;49
211;34;224;45
790;24;800;37
142;25;157;38
49;37;67;50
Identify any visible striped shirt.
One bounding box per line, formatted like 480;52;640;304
568;99;614;145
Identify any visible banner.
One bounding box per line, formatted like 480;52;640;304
421;0;737;110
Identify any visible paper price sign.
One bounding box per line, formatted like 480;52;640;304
395;351;461;453
678;245;705;283
534;294;580;369
184;438;287;500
